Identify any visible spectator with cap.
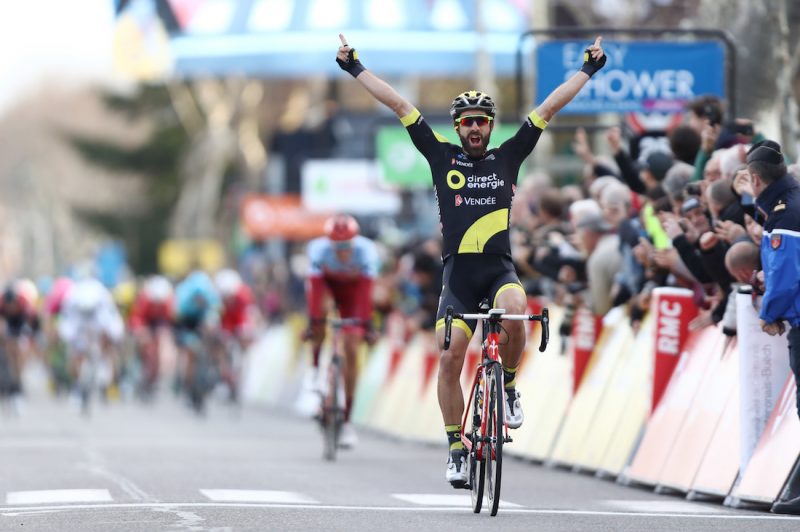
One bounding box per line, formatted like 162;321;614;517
746;140;800;515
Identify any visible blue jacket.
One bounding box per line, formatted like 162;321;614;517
756;175;800;327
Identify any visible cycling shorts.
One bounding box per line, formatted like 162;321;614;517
435;254;525;339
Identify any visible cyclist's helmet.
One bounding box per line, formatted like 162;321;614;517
324;214;360;242
449;90;496;121
144;275;173;303
2;284;19;305
214;269;242;298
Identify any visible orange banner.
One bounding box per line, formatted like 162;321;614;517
240;195;329;240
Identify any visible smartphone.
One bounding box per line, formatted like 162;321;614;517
727;121;754;136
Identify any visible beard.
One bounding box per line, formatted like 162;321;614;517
459;129;490;159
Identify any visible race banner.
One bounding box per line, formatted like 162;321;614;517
735;287;791;472
572;306;602;393
536;40;725;114
651;287;697;411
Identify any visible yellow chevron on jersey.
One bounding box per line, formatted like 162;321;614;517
458;209;508;253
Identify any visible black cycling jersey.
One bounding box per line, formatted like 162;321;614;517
401;108;547;259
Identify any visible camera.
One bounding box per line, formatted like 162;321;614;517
684;183;702;197
702;103;722;126
726;120;754;137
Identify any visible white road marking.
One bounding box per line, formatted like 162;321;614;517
200;490;318;504
80;448;153;502
5;489;113;505
392;493;522;508
602;500;725;514
4;502;793;520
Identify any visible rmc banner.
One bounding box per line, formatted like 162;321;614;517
535;41;725;114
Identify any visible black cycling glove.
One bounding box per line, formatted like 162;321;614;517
336;48;366;78
580;47;606;78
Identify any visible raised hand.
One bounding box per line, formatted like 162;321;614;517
581;36;606;77
336;33;365;77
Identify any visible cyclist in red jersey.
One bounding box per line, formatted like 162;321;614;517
336;33;606;486
215;269;258;402
305;214;380;449
129;276;174;398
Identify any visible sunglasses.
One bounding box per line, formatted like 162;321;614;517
456;115;493;127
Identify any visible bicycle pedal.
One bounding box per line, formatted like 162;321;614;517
449;480;470;490
504;436;514;443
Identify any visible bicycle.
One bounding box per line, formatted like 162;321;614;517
442;302;549;516
318;317;363;461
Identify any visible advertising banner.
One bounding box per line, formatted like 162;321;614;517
301;160;401;215
536;41;725;114
733;375;800;504
735;288;791;472
571;306;602;393
240;194;329;241
651;287;697;412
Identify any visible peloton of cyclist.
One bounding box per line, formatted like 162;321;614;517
305;214;380;449
336;33;606;486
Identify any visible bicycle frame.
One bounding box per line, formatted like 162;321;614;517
460;315;505;461
443;305;550;461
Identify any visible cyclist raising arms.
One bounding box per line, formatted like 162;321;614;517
305;214;380;449
335;33;606;486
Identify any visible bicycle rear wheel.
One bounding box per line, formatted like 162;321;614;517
322;357;343;461
469;377;485;513
485;362;504;516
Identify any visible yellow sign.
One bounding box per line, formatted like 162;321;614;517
158;240;225;277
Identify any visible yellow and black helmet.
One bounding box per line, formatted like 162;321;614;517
449;90;496;120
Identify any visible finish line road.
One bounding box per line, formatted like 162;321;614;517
0;398;796;531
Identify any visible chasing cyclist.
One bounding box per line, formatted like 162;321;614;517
173;271;221;412
215;268;258;403
335;33;606;486
129;275;174;399
305;214;380;449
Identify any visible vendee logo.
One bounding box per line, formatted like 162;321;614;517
455;195;463;207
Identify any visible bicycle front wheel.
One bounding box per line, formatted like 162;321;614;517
322;358;343;461
485;362;504;516
469;378;485;513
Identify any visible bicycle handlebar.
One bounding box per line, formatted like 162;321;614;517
442;305;550;352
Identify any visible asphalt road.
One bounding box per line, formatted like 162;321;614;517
0;395;797;532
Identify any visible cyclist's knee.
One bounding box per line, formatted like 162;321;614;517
496;289;527;314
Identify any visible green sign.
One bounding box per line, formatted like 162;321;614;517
376;123;526;189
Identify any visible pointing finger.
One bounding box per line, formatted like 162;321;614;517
594;36;603;49
339;33;349;47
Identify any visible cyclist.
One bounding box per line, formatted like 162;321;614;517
173;271;221;410
0;282;41;405
129;275;174;398
214;268;258;402
336;33;606;486
58;277;125;402
305;214;380;449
